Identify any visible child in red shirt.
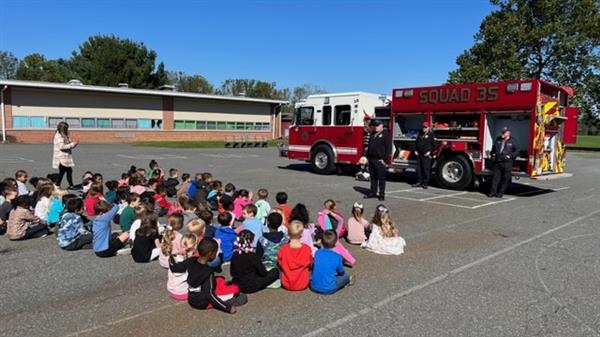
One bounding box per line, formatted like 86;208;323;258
277;220;313;291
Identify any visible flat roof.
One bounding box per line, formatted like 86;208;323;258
0;79;289;105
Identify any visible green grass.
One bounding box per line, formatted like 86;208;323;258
568;135;600;149
133;139;286;148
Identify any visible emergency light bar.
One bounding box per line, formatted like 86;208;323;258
506;82;532;93
394;89;413;98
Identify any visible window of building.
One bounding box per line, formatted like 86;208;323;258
48;117;64;129
196;121;206;129
66;118;81;128
294;106;314;125
13;116;46;128
322;106;332;126
125;119;137;129
236;122;246;130
81;118;96;128
245;122;254;130
207;121;217;130
97;118;110;128
334;105;352;125
217;121;226;130
111;119;125;129
138;119;152;129
175;120;186;129
226;122;236;130
256;122;270;130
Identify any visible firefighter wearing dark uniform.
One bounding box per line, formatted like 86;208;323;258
489;128;518;198
412;121;437;189
365;119;391;201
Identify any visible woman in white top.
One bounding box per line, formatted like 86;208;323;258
361;204;406;255
52;122;78;188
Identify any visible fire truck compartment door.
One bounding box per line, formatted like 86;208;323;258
562;107;578;144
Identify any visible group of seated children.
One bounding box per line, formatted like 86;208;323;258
0;159;406;314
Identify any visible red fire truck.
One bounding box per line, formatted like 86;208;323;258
284;80;578;190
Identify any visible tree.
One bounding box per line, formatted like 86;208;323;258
168;71;214;93
16;53;74;82
217;79;285;99
0;51;19;80
448;0;600;133
71;35;167;88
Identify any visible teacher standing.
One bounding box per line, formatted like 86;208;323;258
364;119;391;201
53;122;78;188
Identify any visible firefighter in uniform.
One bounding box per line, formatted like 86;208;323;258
412;121;437;189
489;128;517;198
364;119;391;201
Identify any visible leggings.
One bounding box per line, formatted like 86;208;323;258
58;164;74;187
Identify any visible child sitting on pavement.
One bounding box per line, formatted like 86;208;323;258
230;230;279;294
186;238;247;313
310;230;354;295
257;212;289;288
254;188;271;224
278;220;313;291
57;197;93;250
361;204;406;256
92;200;129;257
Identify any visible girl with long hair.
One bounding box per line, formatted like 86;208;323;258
52;122;78;188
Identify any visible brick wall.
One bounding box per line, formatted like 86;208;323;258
6;130;273;143
162;96;174;130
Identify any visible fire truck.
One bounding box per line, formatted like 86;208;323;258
284;80;578;190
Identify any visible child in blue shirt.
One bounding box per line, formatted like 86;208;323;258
92;200;129;257
57;198;93;250
214;212;237;261
310;230;354;294
254;188;271;224
241;204;263;247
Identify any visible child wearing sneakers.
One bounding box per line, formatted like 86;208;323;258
186;238;247;313
310;230;354;294
93;200;129;257
278;220;313;291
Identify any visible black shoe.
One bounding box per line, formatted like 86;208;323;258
378;195;385;201
495;194;503;198
422;185;428;189
231;293;248;306
411;183;422;188
363;194;377;199
488;193;497;198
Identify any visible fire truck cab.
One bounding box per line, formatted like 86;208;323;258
288;92;389;174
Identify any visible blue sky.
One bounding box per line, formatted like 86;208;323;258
1;0;495;94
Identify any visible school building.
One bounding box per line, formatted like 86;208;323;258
0;80;287;143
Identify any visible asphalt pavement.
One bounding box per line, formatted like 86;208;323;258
0;144;599;337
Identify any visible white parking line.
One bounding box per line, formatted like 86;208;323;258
387;194;474;209
470;197;516;209
420;191;469;201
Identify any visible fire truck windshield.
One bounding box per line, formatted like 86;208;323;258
294;107;314;126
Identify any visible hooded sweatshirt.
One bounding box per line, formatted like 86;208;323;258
257;231;288;269
214;226;237;261
277;242;313;291
186;259;232;312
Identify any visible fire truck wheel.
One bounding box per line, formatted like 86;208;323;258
436;155;473;190
311;144;336;175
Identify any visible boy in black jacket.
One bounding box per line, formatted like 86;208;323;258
185;238;247;313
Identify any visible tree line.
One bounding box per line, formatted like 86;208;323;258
448;0;600;135
0;34;325;111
